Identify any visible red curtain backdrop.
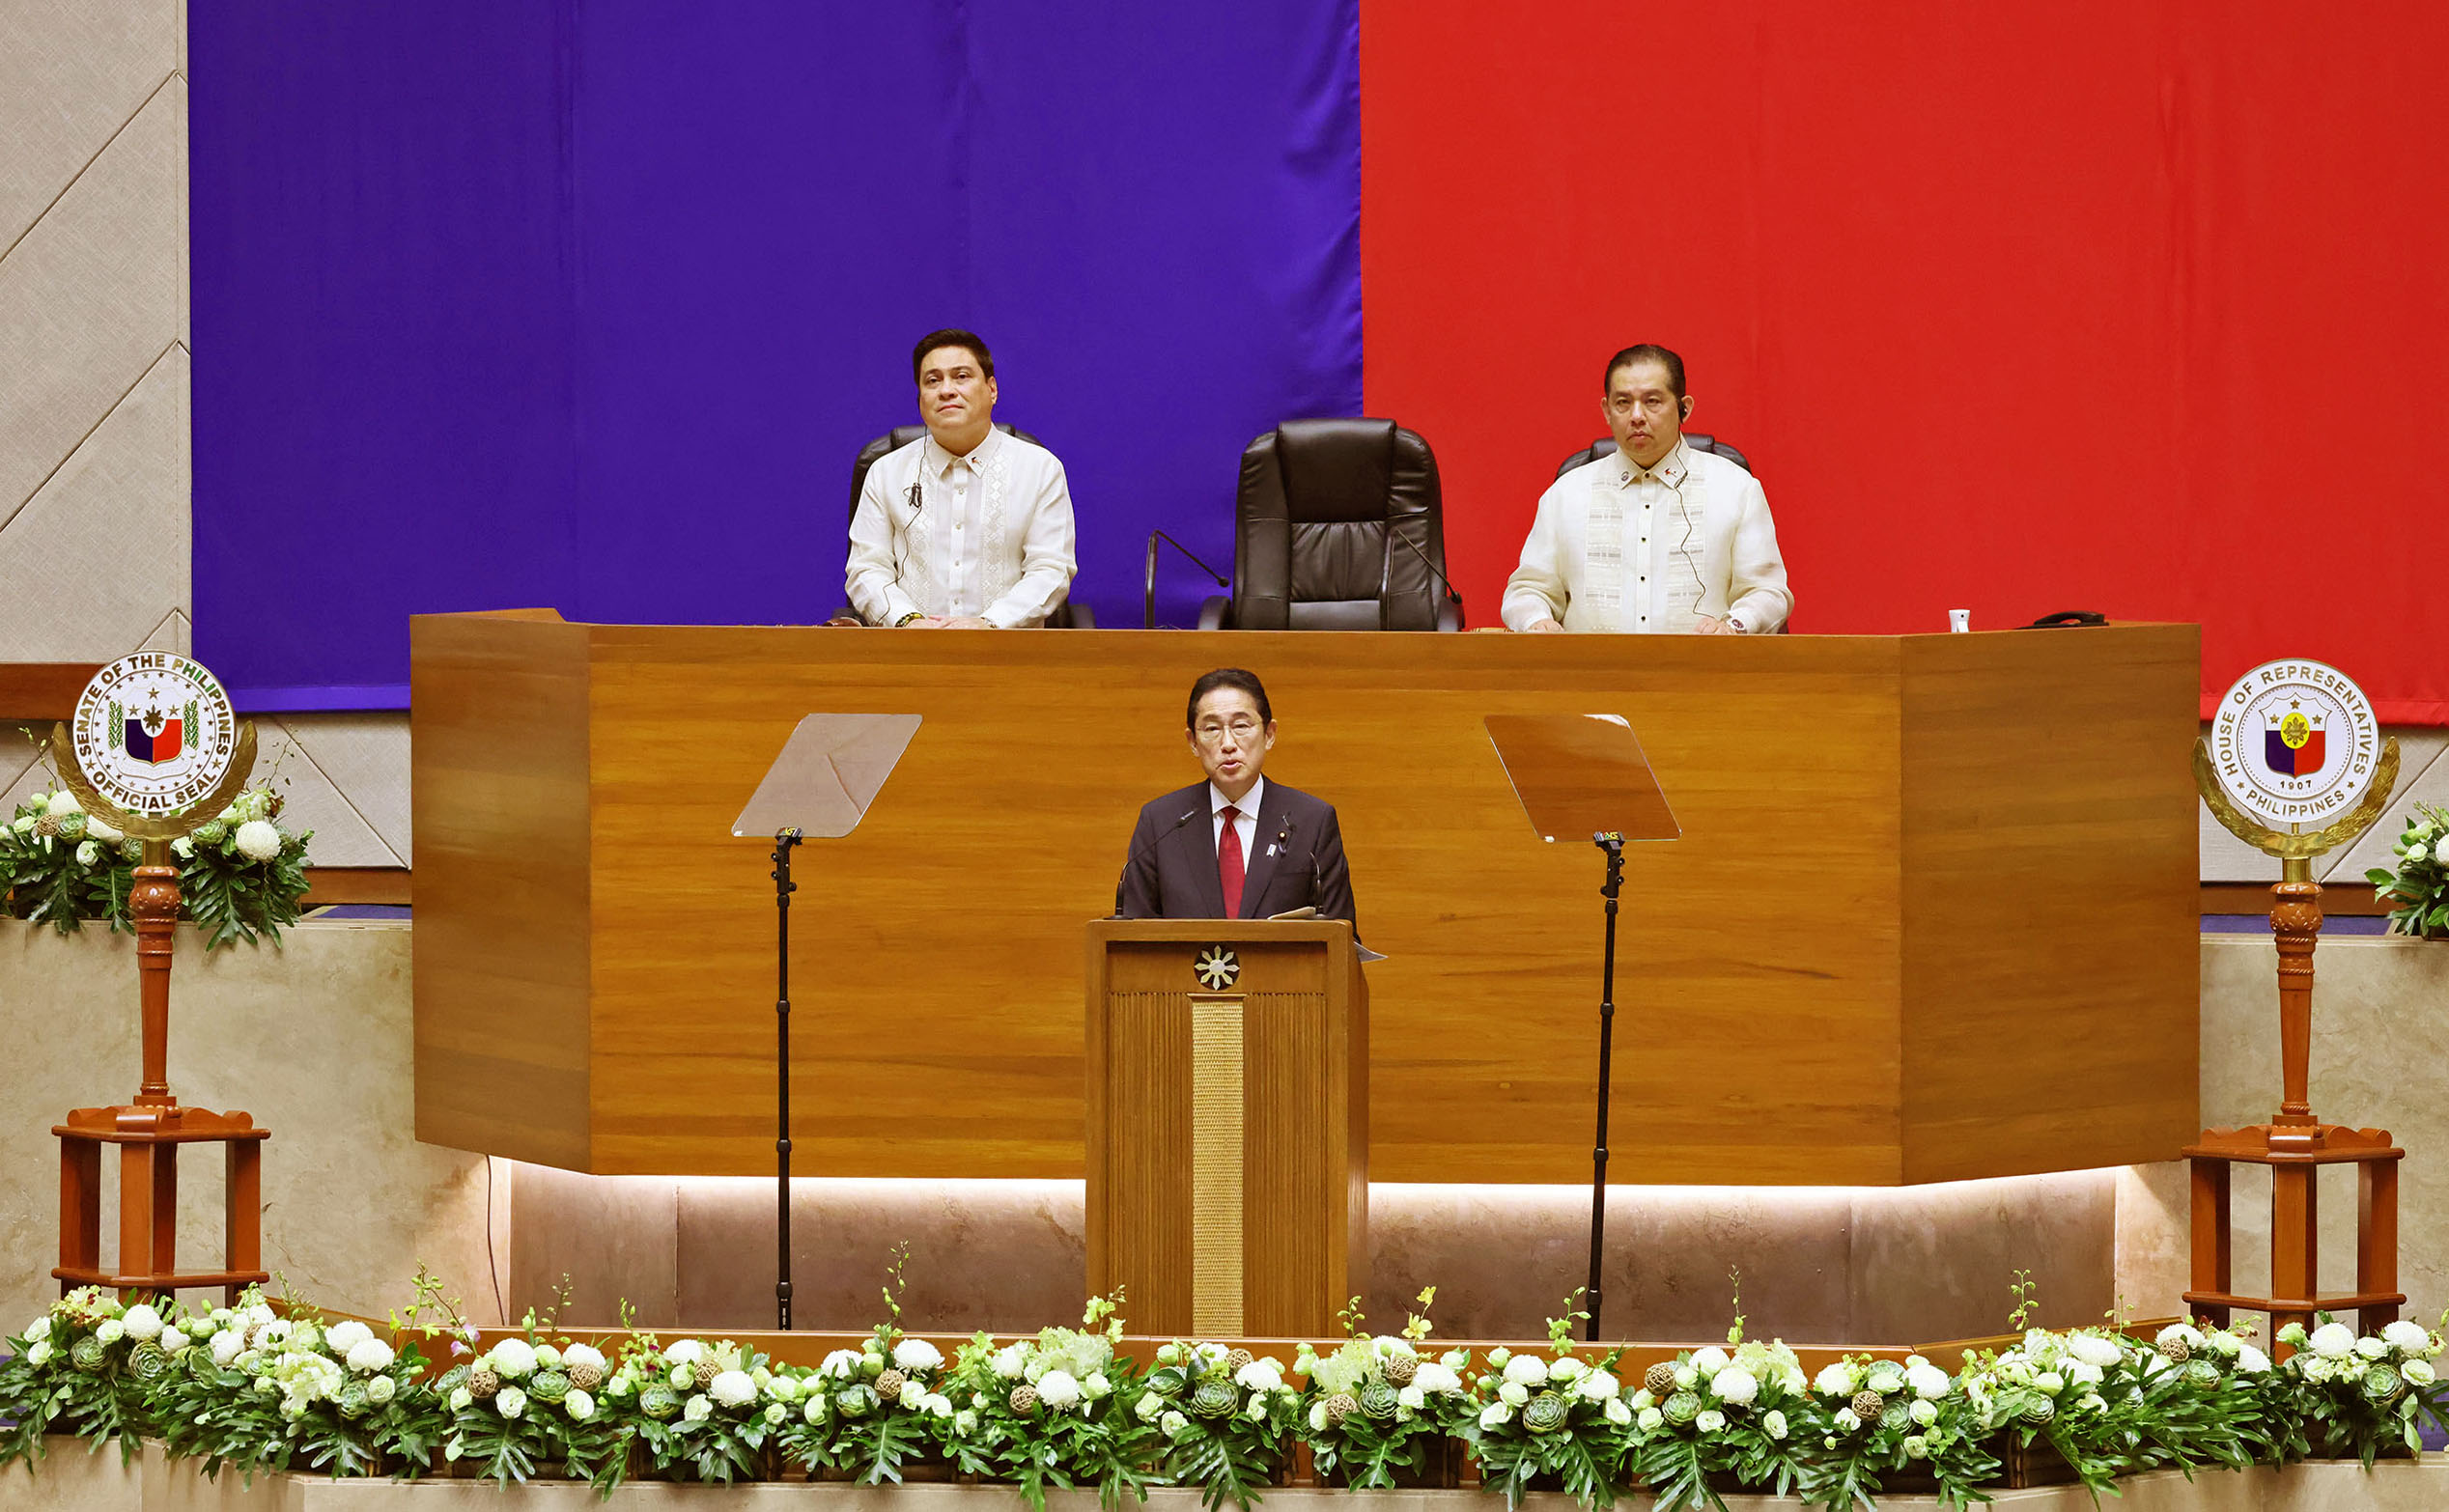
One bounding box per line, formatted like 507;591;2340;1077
1361;1;2449;722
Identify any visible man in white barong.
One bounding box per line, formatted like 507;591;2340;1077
1502;344;1790;635
845;328;1078;629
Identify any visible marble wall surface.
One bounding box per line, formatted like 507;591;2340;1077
1;920;2438;1346
0;917;497;1333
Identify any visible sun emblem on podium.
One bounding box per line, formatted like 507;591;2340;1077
1194;946;1241;990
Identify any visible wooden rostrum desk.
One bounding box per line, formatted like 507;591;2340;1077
411;613;2199;1187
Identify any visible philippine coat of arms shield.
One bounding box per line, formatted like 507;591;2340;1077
114;698;194;765
2264;706;2325;777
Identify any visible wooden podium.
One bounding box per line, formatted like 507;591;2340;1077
1084;919;1366;1338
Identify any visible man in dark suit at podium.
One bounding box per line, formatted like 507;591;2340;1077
1116;668;1357;926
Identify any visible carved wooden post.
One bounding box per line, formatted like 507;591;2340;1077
2267;859;2321;1143
129;843;182;1112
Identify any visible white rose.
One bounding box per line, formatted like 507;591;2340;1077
496;1386;527;1419
711;1370;756;1408
953;1408;978;1435
97;1320;126;1346
2404;1359;2437;1386
1906;1364;1951;1400
893;1337;944;1372
171;836;193;858
1909;1399;1938;1426
1637;1406;1664;1431
49;791;82;815
1695;1409;1725;1433
1708;1366;1758;1405
2155;1324;2203;1350
1603;1397;1632;1425
1478;1401;1512;1430
1834;1408;1861;1431
2310;1323;2356;1358
1815;1361;1858;1396
85;816;123;844
21;1314;52;1346
1548;1356;1587;1382
665;1339;707;1367
1161;1410;1190;1438
26;1341;52;1367
235;821;284;862
1762;1409;1788;1440
1308;1401;1330;1432
489;1337;538;1378
819;1349;861;1379
1691;1346;1730;1377
2409;843;2433;864
1036;1369;1082;1409
1234;1360;1282;1392
1499;1381;1530;1407
1398;1386;1426;1410
1084;1371;1112;1399
366;1375;396;1404
2066;1360;2103;1387
1242;1393;1266;1421
684;1394;712;1422
2353;1335;2390;1361
1577;1368;1619;1400
211;1330;245;1366
1903;1434;1929;1460
348;1339;395;1374
72;839;100;865
161;1328;188;1353
1672;1365;1699;1390
2066;1334;2123;1368
1412;1363;1461;1394
1136;1392;1162;1421
2380;1321;2428;1354
803;1396;828;1423
994;1344;1029;1379
2238;1346;2271;1375
567;1388;595;1420
1502;1354;1549;1387
563;1342;605;1374
326;1321;372;1354
898;1379;927;1408
122;1304;164;1341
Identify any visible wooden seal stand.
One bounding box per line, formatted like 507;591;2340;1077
49;722;270;1303
2184;740;2404;1345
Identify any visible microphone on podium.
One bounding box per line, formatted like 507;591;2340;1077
1379;528;1465;630
1112;805;1200;917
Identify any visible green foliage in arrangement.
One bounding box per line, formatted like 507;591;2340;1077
5;1269;2449;1507
2368;803;2449;937
0;783;312;948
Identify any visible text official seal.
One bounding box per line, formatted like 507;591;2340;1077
70;655;241;816
2207;659;2381;829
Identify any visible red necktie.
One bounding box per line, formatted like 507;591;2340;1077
1218;804;1245;917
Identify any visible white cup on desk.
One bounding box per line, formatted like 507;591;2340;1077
1949;609;1971;633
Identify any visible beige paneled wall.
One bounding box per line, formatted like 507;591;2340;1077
0;0;190;660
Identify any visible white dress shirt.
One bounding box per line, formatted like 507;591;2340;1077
845;427;1078;628
1501;439;1791;633
1210;777;1263;864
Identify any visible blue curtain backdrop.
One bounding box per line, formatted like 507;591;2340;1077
192;2;1364;704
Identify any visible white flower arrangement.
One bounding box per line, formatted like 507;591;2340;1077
2;783;313;949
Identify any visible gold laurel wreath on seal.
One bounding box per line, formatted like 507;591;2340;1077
2193;735;2400;861
49;719;261;843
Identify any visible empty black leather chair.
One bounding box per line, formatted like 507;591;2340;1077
835;423;1091;627
1199;418;1460;631
1552;432;1753;480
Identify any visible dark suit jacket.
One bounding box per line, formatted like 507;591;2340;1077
1116;780;1357;928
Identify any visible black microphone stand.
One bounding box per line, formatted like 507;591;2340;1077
1585;831;1625;1341
770;827;802;1330
1145;529;1230;629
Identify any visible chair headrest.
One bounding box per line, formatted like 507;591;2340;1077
1275;418;1399;523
